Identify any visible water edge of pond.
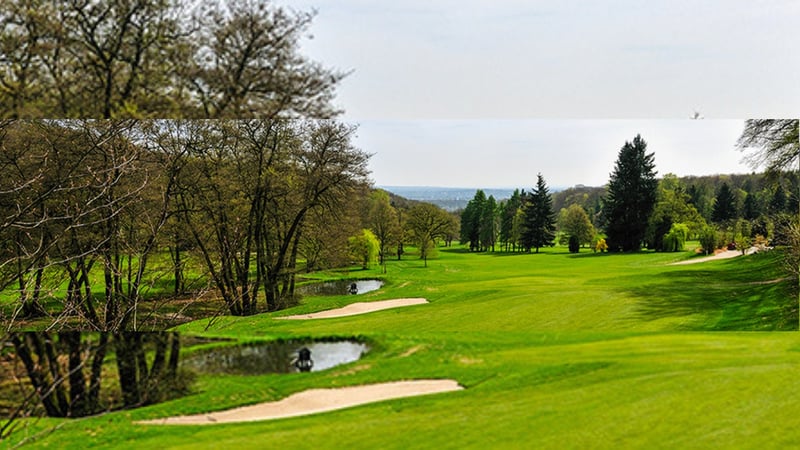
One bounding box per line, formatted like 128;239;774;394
182;339;370;375
296;279;384;296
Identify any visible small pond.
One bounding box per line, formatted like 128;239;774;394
182;340;369;375
296;279;384;296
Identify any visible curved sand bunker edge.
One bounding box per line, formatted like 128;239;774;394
136;379;462;425
276;298;429;320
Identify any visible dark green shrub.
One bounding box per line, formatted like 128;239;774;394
568;235;580;253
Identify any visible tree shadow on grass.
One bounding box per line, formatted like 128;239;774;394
440;247;472;254
621;253;797;331
483;249;572;257
564;251;614;259
439;248;532;257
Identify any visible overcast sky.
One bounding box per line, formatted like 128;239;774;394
284;1;798;187
357;119;751;188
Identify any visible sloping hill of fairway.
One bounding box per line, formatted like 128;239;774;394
8;247;800;449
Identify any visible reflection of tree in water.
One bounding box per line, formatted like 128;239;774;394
185;342;296;375
4;332;185;426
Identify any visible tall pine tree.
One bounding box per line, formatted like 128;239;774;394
770;184;787;214
480;195;498;251
460;190;486;251
711;182;737;223
742;192;760;220
521;173;556;253
499;189;522;251
603;134;658;252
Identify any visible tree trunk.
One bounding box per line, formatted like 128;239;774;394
40;334;70;415
7;333;110;418
104;260;117;330
78;259;100;327
10;334;64;417
115;333;141;407
150;333;167;380
60;332;88;417
171;231;185;296
167;333;181;376
113;332;182;407
87;333;109;411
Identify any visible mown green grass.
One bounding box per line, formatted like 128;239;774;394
4;245;800;449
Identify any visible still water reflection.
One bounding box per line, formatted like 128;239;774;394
296;279;383;296
182;340;369;374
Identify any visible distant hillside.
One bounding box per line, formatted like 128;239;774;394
382;172;798;219
381;186;518;211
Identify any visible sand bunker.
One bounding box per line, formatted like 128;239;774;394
138;379;462;425
669;249;742;266
277;298;428;320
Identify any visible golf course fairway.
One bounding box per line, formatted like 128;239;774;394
6;245;799;449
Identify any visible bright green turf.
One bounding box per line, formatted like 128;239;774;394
4;245;799;449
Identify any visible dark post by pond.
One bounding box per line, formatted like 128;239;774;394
294;347;313;372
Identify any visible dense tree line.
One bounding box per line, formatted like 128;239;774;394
552;185;604;229
460;125;798;256
0;116;456;331
551;171;799;235
598;131;797;253
341;189;457;270
460;174;556;253
681;173;799;223
737;119;799;301
0;119;371;327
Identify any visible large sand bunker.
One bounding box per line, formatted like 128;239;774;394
138;379;462;425
277;298;429;320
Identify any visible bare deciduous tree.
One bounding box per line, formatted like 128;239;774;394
0;0;343;119
738;119;799;175
176;120;370;314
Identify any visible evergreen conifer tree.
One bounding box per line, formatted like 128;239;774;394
460;190;486;251
742;192;760;220
499;189;522;251
711;182;737;223
602;134;658;252
480;195;498;251
770;184;787;214
521;173;556;253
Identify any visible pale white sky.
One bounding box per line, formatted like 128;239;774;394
284;1;799;187
358;119;750;188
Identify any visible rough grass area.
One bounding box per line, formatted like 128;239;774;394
4;245;799;449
